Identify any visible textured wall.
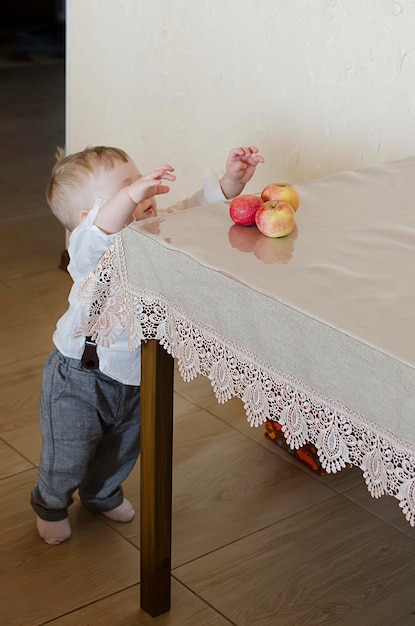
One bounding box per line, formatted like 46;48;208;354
67;0;415;206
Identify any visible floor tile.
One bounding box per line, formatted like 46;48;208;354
0;187;48;221
0;438;34;478
47;579;233;625
0;288;62;366
345;480;415;539
0;355;48;463
0;470;141;626
179;379;365;494
113;406;336;569
0;63;64;135
0;215;66;281
175;495;415;626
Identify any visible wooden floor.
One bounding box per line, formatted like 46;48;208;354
0;55;414;626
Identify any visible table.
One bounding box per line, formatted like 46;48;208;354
79;157;415;617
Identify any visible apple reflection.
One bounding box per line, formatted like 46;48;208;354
228;223;298;264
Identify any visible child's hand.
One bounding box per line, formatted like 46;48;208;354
94;165;175;234
220;146;264;199
128;165;176;204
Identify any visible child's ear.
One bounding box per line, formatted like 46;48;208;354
79;209;89;222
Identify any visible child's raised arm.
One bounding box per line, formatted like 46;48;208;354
220;146;264;199
94;165;175;234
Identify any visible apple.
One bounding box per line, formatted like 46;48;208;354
255;200;296;238
261;182;300;212
229;194;264;226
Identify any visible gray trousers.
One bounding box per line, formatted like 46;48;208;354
31;350;140;521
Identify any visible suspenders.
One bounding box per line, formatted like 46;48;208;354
81;336;99;370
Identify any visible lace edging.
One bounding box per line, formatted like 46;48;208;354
75;238;143;350
77;235;415;527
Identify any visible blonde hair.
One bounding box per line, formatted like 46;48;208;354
46;145;130;231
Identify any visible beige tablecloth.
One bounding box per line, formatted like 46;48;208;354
79;157;415;526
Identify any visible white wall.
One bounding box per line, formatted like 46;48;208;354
67;0;415;207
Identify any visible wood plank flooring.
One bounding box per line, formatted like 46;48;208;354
0;54;414;626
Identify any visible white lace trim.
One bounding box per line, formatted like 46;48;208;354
77;236;415;527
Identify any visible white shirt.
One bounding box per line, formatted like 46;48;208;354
53;170;226;385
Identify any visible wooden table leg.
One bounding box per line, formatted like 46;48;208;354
140;340;174;617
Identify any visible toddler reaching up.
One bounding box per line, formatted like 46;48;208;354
31;144;264;544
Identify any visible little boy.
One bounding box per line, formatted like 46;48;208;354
31;144;264;544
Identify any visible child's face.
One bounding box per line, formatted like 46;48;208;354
95;158;158;221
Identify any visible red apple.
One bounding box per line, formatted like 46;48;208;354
229;194;264;226
261;182;300;212
255;200;296;238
